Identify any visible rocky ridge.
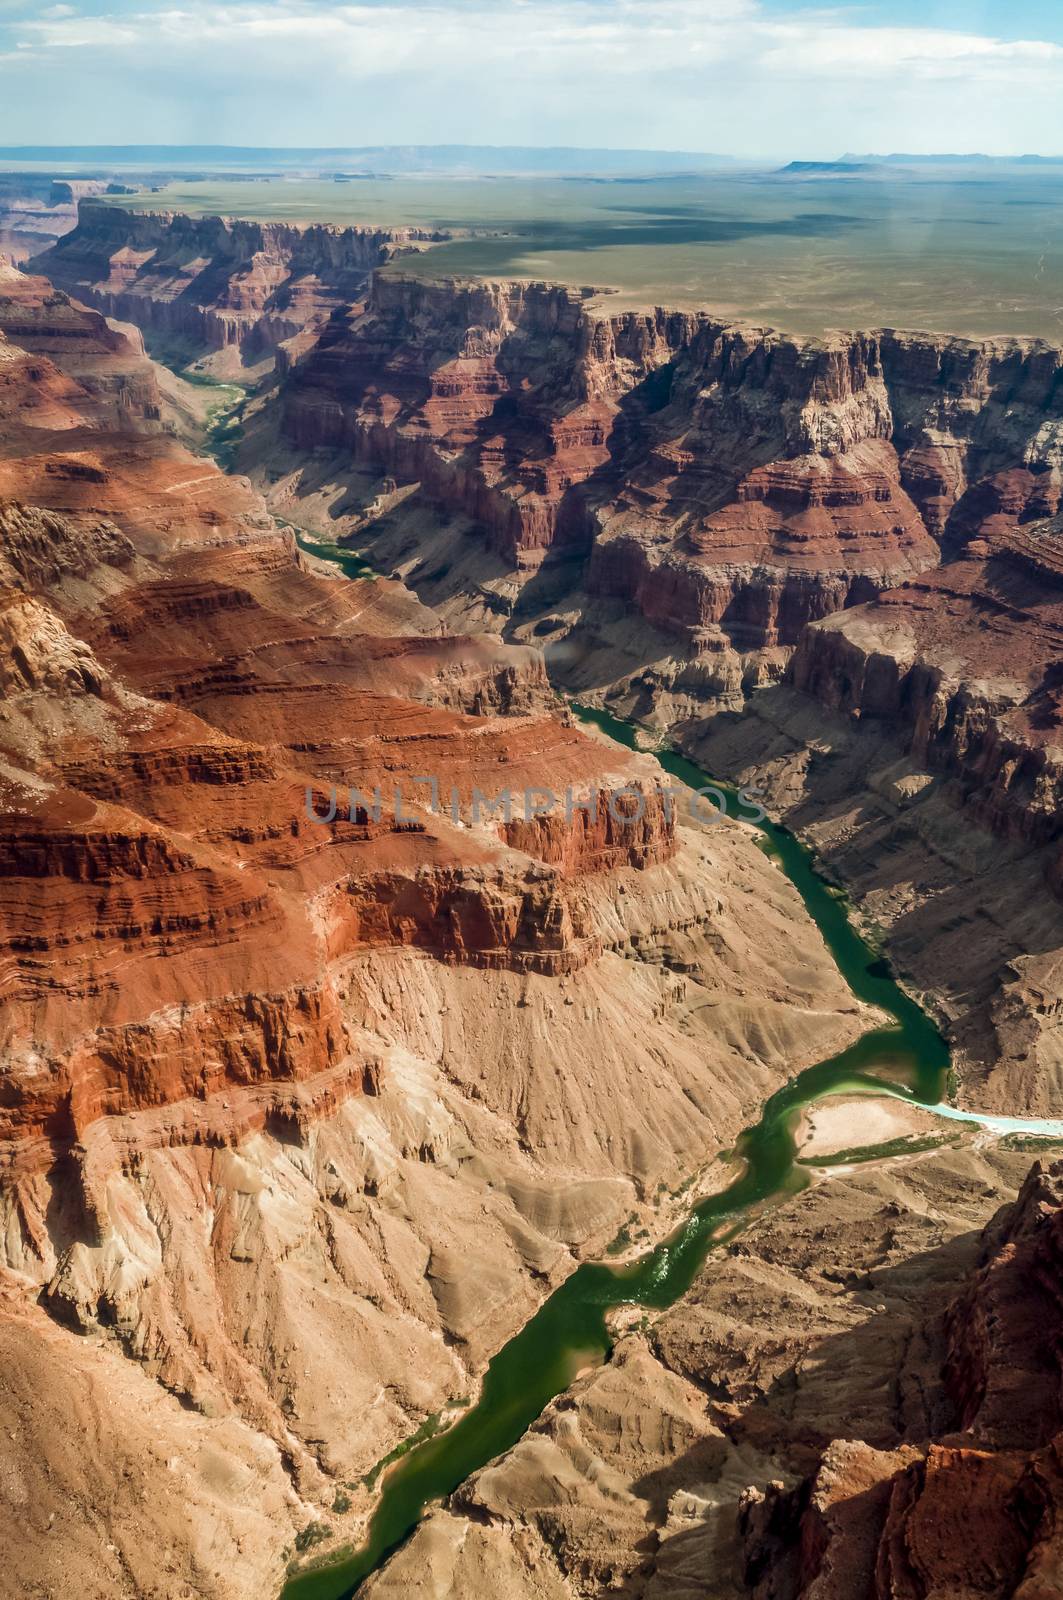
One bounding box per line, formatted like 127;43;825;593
677;510;1063;1112
737;1156;1063;1600
350;1131;1061;1600
258;269;1063;1113
35;200;457;371
791;519;1063;872
250;272;1062;726
0;174;108;263
0;256;163;427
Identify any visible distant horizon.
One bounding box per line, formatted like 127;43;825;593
3;142;1063;170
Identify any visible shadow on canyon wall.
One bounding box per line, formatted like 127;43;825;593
602;1220;1016;1600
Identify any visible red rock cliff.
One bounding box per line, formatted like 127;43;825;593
0;264;675;1159
33;200;455;363
282;274;697;565
274;274;1061;690
791;518;1063;876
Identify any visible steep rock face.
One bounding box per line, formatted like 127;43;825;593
791;518;1063;872
0;256;162;427
0;174;106;262
944;1160;1063;1450
0;501;135;591
33;200;454;365
0;262;895;1597
352;1125;1048;1600
271;274;1062;713
677;668;1063;1115
880;329;1063;548
282;274;697;564
0;550;676;1153
0;324;105;435
583;321;1061;692
739;1161;1063;1600
589;439;928;648
0;259;684;1156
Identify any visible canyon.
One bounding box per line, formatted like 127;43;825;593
0;254;876;1597
0;174;115;263
215;250;1063;1113
359;1128;1061;1600
3;195;1063;1600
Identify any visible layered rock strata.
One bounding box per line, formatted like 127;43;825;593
0;264;681;1150
34;201;455;369
791;519;1063;866
254;272;1062;1120
736;1157;1063;1600
11;241;1063;1600
0;174;107;262
261;273;1062;717
662;505;1063;1109
0;256;162;427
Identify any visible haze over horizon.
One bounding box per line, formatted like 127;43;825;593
2;0;1063;161
2;141;1063;169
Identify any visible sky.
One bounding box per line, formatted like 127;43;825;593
2;0;1063;159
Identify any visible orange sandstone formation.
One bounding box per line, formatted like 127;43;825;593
0;265;680;1161
739;1159;1063;1600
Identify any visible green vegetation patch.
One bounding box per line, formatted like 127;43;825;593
606;1217;636;1256
361;1396;470;1493
294;1522;332;1555
205;405;246;472
798;1132;957;1168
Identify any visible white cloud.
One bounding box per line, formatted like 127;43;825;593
2;0;1063;154
762;18;1063;82
15;0;1063;83
20;0;691;57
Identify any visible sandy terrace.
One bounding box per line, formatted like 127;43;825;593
798;1094;944;1159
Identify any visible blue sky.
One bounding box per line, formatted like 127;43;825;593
762;0;1061;29
817;1;1062;34
2;0;1063;157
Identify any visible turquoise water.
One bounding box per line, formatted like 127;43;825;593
279;702;950;1598
288;522;378;580
927;1103;1063;1137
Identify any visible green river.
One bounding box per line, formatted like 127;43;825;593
280;701;950;1599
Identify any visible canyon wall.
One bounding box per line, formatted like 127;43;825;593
244;270;1063;1116
34;199;455;366
39;222;1062;689
346;1105;1057;1600
0;174;109;263
267;273;1062;719
0;261;683;1150
9;223;1063;1600
738;1157;1063;1600
0;256;162;426
791;519;1063;868
280;274;700;563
